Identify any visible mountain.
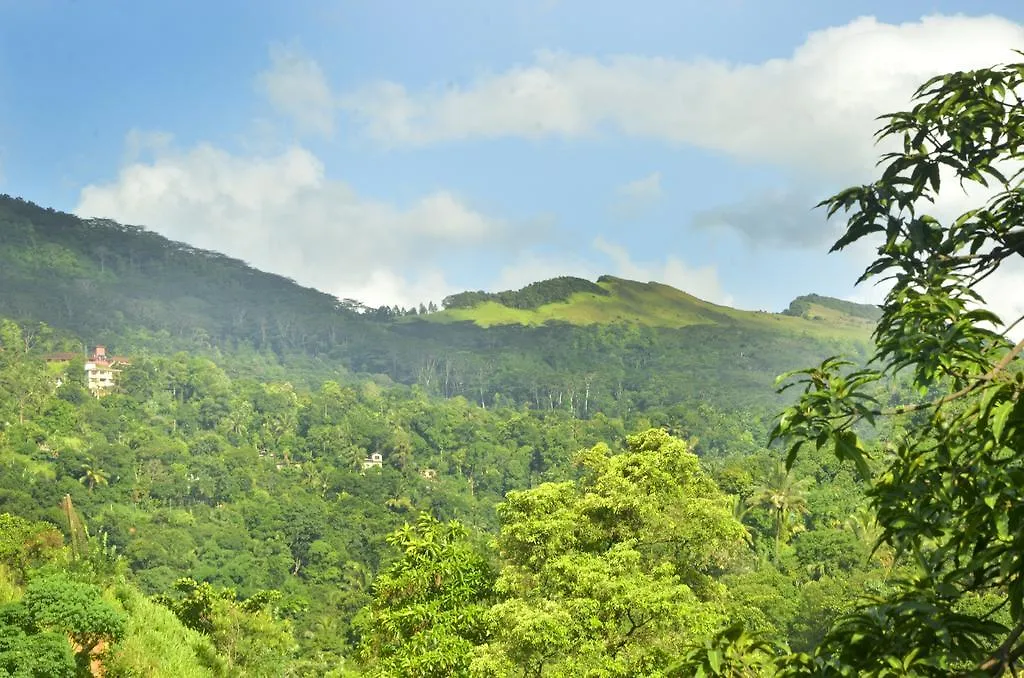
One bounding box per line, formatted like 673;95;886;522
0;194;874;415
782;293;882;325
0;195;889;672
429;275;875;338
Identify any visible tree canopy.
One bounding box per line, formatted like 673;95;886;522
764;53;1024;676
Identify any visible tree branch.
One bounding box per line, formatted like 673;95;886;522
976;620;1024;676
878;335;1024;416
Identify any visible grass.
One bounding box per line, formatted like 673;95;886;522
421;276;874;340
104;582;220;677
796;301;880;330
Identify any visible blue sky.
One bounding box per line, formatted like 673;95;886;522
2;0;1024;312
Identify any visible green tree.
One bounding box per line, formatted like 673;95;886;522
23;573;126;669
473;429;748;677
0;514;64;582
0;601;76;678
770;54;1024;675
748;462;812;559
672;623;782;677
357;513;495;678
78;462;109;493
155;577;295;675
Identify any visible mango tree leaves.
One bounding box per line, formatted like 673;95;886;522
769;55;1024;675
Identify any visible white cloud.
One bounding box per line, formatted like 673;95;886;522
617;171;662;201
122;129;174;163
493;236;733;307
257;44;336;138
74;133;512;308
611;171;663;219
692;189;837;247
339;14;1024;178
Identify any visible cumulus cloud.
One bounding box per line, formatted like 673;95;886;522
593;236;734;306
611;171;663;219
493;236;733;307
257;44;336;138
339;15;1024;177
74;134;513;308
692;189;839;247
617;171;662;201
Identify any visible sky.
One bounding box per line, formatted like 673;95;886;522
1;0;1024;320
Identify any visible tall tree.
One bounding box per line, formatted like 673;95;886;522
769;54;1024;675
472;429;748;677
748;462;812;559
357;513;494;677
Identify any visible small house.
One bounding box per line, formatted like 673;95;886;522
46;345;131;396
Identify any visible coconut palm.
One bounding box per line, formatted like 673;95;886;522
748;461;812;559
79;463;109;492
846;504;894;570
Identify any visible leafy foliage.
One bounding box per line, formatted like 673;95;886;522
470;429;749;676
768;53;1024;675
0;195;871;423
23;573;126;670
357;514;494;677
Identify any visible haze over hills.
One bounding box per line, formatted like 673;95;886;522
0;194;876;414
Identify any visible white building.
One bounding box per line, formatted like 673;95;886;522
362;452;383;470
47;345;129;396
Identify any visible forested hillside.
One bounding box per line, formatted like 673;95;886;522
0;317;908;675
0;195;873;421
3;28;1024;678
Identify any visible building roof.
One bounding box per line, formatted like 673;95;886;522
44;352;80;362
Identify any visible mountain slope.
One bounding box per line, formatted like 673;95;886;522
0;194;366;354
0;194;874;415
427;275;875;339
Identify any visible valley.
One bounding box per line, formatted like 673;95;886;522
0;196;895;675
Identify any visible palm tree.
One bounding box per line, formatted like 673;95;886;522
301;463;328;497
748;461;812;559
846;505;894;570
725;494;753;542
341;560;372;595
79;463;109;492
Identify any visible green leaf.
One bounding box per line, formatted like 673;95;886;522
996;513;1010;541
834;430;871;480
991;400;1013;443
707;649;722;674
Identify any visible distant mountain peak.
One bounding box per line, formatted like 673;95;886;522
441;276;609;311
782;294;882;323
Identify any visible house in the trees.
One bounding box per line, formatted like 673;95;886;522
419;468;437;480
45;345;130;396
362;452;383;470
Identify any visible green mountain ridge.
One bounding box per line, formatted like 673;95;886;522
0;194;873;337
428;274;877;336
0;194;874;415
